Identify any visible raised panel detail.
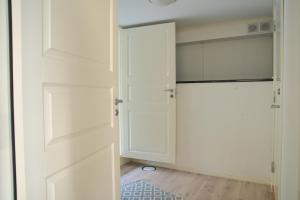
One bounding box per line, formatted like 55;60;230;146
44;86;112;146
129;111;168;154
128;85;169;103
43;0;111;64
46;146;115;200
128;31;169;81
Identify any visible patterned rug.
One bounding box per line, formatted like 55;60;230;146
121;180;183;200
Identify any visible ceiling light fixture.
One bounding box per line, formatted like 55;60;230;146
148;0;176;6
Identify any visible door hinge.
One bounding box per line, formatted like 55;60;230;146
271;161;276;173
273;21;277;32
273;24;277;32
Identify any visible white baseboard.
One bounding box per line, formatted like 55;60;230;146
133;159;271;185
120;157;131;166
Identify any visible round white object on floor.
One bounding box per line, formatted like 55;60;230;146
142;166;156;171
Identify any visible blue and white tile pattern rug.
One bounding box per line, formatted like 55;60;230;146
121;180;183;200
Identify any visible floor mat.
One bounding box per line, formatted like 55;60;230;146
121;180;183;200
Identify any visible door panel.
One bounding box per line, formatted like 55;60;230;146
120;23;176;163
129;111;168;153
46;146;115;200
44;0;111;63
20;0;119;199
43;86;112;146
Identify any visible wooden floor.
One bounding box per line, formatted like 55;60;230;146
121;162;272;200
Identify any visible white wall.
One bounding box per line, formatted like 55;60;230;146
120;157;130;166
176;17;272;44
0;0;14;199
137;82;273;184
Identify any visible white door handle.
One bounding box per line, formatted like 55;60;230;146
114;98;123;105
271;104;280;109
163;89;174;93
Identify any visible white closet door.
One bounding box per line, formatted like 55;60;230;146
16;0;120;199
120;23;176;163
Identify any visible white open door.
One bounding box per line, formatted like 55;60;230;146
119;23;176;163
14;0;119;199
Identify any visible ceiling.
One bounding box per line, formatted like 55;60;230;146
118;0;273;28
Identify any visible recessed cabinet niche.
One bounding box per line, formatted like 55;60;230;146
176;35;273;82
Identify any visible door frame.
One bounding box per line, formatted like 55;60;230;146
2;0;18;199
280;0;300;200
11;0;27;199
271;0;284;198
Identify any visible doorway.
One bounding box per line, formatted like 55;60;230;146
118;1;279;200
